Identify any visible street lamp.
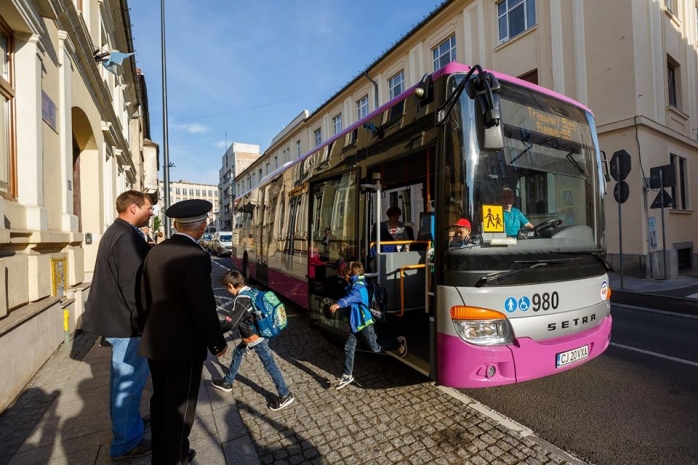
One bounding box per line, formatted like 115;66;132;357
161;0;171;237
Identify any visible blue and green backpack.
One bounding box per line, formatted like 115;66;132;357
242;288;288;338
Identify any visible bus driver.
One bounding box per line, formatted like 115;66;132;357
501;187;532;237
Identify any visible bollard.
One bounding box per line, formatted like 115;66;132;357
63;308;70;344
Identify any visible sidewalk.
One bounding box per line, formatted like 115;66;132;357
608;270;698;315
0;264;592;465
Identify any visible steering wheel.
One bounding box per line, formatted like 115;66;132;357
532;218;562;237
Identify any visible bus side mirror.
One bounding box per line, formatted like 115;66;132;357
466;72;504;151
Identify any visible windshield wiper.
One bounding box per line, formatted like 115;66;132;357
474;258;578;287
560;251;613;271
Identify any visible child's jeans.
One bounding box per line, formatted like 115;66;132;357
223;339;290;397
343;324;399;376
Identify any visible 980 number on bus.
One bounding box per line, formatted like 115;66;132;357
531;292;559;311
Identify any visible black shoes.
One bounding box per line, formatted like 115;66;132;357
111;439;152;461
268;392;295;411
211;378;233;393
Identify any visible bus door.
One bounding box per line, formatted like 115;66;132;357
363;175;432;370
307;170;360;331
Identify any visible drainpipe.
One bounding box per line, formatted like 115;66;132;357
363;71;379;111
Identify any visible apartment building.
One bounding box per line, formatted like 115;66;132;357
0;0;154;413
237;0;698;279
218;142;260;232
157;179;220;233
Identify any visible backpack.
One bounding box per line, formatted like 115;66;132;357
244;288;288;338
365;281;388;323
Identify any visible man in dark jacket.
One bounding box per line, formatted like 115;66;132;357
81;190;153;460
139;199;228;464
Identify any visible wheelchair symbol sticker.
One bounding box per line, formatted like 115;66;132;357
504;297;518;313
518;296;531;312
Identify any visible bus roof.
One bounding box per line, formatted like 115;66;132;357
433;62;593;114
236;62;593;201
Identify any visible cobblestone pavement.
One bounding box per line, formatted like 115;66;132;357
0;262;585;464
207;263;581;465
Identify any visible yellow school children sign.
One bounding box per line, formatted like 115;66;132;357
482;205;504;232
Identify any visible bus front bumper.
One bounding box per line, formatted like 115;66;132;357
437;315;612;388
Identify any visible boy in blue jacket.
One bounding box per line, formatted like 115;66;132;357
329;261;407;389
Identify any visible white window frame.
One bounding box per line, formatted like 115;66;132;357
333;113;342;135
497;0;536;43
296;140;301;158
670;154;688;210
357;95;369;120
314;128;322;147
388;70;405;100
432;35;456;71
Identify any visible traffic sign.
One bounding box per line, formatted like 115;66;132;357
610;149;631;182
649;164;676;189
613;181;629;204
650;189;673;209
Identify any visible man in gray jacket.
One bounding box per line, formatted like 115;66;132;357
82;190;153;460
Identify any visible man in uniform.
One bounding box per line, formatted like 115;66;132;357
139;199;228;464
82;190;153;460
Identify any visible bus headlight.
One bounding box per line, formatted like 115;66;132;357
450;306;513;346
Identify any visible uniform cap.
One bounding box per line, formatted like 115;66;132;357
452;218;471;228
166;199;212;224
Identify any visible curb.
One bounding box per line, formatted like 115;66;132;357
611;290;698;316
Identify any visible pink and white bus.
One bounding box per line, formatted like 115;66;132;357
232;62;612;387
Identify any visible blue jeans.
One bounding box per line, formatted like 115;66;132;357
224;340;289;397
343;324;398;376
106;337;150;456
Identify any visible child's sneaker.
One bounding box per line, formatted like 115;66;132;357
269;392;295;411
397;336;408;357
335;374;354;390
211;378;233;393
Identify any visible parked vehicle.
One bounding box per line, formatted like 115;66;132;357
200;233;213;251
211;231;233;256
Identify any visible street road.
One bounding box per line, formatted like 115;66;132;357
212;254;698;464
461;305;698;465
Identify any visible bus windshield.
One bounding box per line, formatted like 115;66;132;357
442;78;606;284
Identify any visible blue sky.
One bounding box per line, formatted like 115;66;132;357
128;1;441;186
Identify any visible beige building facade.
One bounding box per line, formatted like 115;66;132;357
157;179;220;233
0;0;154;413
238;0;698;279
219;142;260;232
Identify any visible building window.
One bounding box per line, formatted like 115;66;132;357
296;140;301;158
518;69;538;85
388;70;404;99
274;155;278;168
670;154;688;210
667;58;679;108
189;188;194;196
357;95;369;120
266;163;270;175
333;113;342;135
314;128;322;147
432;35;456;70
0;19;14;197
258;168;263;181
666;0;677;15
498;0;536;43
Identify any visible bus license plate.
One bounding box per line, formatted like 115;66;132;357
556;345;589;368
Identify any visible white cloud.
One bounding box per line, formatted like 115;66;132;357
214;140;227;148
176;123;208;134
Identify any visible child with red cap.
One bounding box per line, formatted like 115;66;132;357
449;218;471;248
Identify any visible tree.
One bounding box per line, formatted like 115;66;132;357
153;216;161;231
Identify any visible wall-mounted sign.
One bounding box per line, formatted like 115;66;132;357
42;91;58;133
